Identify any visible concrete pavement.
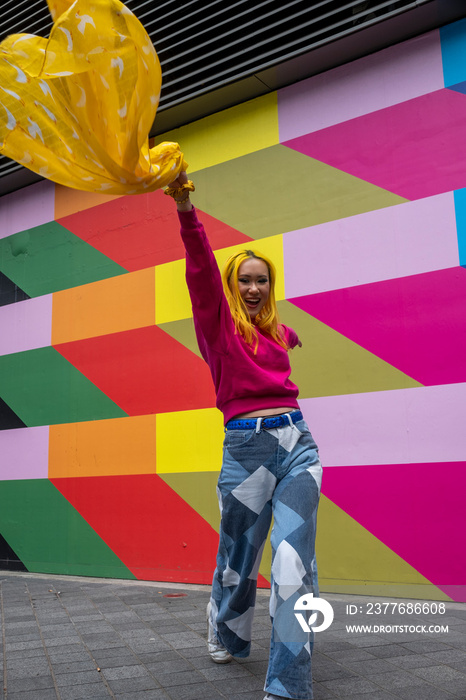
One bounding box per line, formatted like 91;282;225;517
1;572;466;700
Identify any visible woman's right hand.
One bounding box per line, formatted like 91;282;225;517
167;170;189;189
167;170;193;211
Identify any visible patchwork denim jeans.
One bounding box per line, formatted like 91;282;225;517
209;418;322;700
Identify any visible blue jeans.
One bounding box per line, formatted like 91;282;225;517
209;418;322;700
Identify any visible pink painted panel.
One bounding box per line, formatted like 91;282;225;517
0;180;55;239
284;88;466;200
284;193;458;297
278;30;444;141
0;426;49;480
300;383;466;467
0;295;52;357
291;267;466;386
321;461;466;597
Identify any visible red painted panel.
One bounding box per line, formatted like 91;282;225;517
57;190;253;271
51;474;220;583
54;325;217;415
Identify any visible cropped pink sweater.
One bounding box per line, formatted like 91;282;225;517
179;207;300;424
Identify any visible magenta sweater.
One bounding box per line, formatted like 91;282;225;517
179;207;300;424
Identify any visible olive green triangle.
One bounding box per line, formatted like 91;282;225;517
277;300;422;397
192;145;407;239
157;317;203;359
160;471;274;585
159;472;221;532
316;495;450;600
158;472;447;599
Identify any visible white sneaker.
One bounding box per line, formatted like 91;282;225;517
206;601;232;664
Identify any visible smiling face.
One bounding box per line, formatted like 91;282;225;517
236;257;270;318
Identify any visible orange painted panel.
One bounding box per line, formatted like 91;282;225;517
49;414;157;479
54;184;122;219
52;267;155;345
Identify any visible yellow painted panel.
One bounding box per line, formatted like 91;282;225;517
52;267;155;345
55;183;122;219
155;258;190;326
156;408;224;473
158;93;279;172
155;235;284;324
49;415;157;478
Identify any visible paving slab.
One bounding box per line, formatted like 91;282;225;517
1;572;465;699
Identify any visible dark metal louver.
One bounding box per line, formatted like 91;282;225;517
1;0;465;193
1;0;54;41
133;0;424;110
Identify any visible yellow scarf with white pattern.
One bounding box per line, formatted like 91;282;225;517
0;0;187;194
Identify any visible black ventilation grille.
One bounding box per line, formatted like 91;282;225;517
0;0;455;189
1;0;54;41
129;0;420;109
1;1;423;111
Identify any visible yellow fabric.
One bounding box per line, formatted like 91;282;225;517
0;0;187;194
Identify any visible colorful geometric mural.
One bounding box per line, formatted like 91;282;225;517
1;21;465;599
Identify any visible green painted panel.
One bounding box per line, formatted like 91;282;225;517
0;479;135;579
192;145;407;239
0;221;127;297
277;300;422;398
0;346;127;426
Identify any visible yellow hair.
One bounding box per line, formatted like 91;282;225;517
221;250;288;353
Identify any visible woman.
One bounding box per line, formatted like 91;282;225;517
165;172;322;700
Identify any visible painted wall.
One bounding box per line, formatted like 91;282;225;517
1;20;465;601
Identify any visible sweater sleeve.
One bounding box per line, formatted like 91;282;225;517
283;325;301;349
178;207;233;352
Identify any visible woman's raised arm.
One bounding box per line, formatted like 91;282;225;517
165;170;194;211
164;172;233;352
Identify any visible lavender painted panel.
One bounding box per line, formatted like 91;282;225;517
0;180;55;239
0;426;49;480
278;30;444;141
284;193;458;298
300;383;465;468
0;295;52;357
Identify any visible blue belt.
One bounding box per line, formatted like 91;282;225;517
226;410;303;431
